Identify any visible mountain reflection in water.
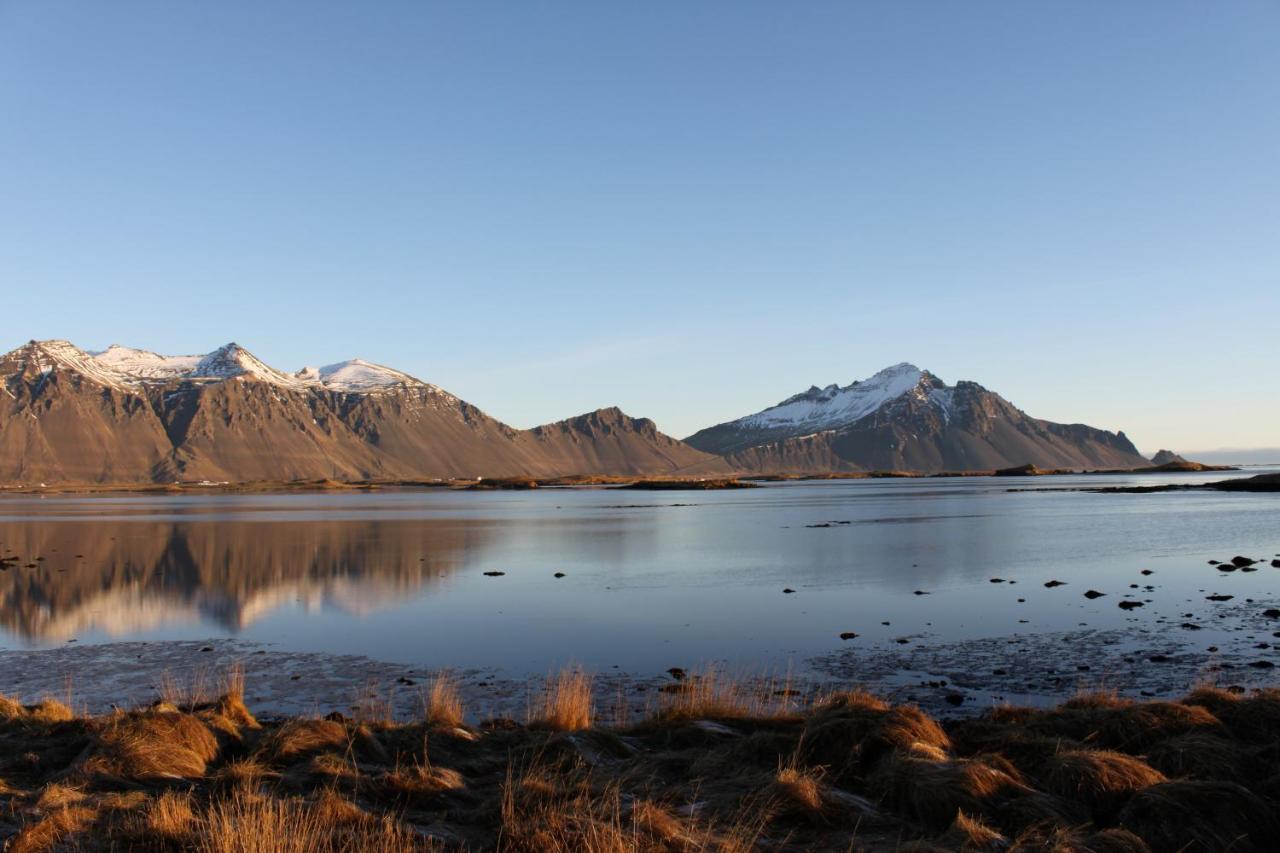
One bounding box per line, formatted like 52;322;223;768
0;518;485;642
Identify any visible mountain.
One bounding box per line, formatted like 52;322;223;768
0;339;722;483
685;363;1149;473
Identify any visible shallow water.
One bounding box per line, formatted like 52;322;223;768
0;470;1277;684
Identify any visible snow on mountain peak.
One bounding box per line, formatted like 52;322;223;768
93;344;203;380
191;343;303;387
5;338;440;397
739;363;933;431
305;359;427;392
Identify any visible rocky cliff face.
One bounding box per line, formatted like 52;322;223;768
686;364;1149;473
0;340;721;483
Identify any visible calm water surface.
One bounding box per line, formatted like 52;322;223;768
1;470;1277;677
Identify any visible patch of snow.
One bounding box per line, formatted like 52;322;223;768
7;339;452;399
93;344;203;381
738;363;930;431
305;359;426;392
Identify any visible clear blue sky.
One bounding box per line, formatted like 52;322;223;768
1;2;1276;453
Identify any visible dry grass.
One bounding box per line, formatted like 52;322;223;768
942;810;1007;850
8;805;97;853
3;673;1280;852
193;789;427;853
424;671;464;728
83;709;220;780
29;697;73;724
871;752;1029;828
1039;749;1167;816
257;718;349;764
0;693;26;720
1117;780;1280;853
652;666;805;722
142;789;197;840
529;668;593;731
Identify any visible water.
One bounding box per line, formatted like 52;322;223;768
0;470;1277;680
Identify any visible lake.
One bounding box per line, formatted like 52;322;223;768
2;470;1277;697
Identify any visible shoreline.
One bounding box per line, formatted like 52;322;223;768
0;461;1251;495
6;593;1277;721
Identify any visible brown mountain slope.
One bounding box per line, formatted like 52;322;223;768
687;364;1149;473
0;340;717;483
517;407;730;476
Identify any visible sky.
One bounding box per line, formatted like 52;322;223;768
0;2;1277;454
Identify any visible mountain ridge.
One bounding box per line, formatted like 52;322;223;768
684;363;1149;473
1;340;1149;483
0;339;723;483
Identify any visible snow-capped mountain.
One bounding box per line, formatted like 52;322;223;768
685;363;1149;472
91;342;432;393
0;339;721;483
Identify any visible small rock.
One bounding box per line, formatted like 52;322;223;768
1149;654;1171;663
944;694;965;706
1044;580;1066;588
1249;660;1276;669
553;572;566;578
1084;590;1107;599
1118;601;1144;610
1231;556;1257;567
1141;569;1154;575
913;590;930;596
989;578;1006;583
839;632;860;640
1207;594;1234;602
667;667;687;681
1263;609;1280;619
483;571;506;577
782;588;795;594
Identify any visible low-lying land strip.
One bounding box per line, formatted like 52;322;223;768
0;669;1276;851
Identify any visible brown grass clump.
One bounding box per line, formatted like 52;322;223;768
1193;688;1280;743
141;790;197;841
372;761;465;807
1146;732;1254;781
0;693;26;720
803;698;951;776
35;782;86;809
8;805;98;853
1007;824;1152;853
1117;780;1280;853
29;698;74;724
1030;700;1223;753
941;810;1007;851
1040;749;1166;818
311;788;372;826
212;757;270;791
529;669;593;731
85;710;219;781
424;672;464;728
193;789;427;853
871;753;1028;828
769;764;825;818
258;718;348;764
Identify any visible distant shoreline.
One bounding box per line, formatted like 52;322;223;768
0;461;1246;495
